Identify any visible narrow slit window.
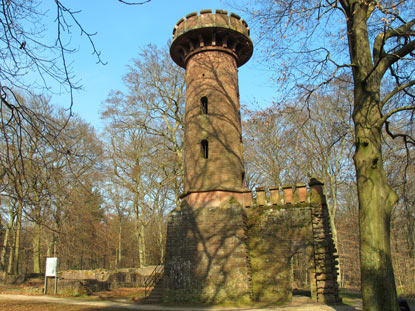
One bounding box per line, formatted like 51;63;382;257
201;96;208;114
201;140;208;159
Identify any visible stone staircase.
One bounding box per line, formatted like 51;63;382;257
142;277;163;304
142;264;164;304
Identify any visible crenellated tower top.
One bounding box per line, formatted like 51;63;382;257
170;9;253;68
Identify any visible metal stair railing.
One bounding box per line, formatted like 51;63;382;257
144;264;164;297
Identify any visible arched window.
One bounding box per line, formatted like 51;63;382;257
201;140;208;159
201;96;208;114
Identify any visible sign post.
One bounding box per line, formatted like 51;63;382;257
44;257;58;295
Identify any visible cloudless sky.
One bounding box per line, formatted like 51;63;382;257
44;0;276;131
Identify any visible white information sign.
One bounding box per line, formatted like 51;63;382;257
45;257;58;277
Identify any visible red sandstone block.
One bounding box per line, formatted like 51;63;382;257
269;187;280;205
215;11;228;28
186;13;199;30
243;191;252;207
296;184;307;202
256;187;266;206
200;11;214;26
282;186;293;204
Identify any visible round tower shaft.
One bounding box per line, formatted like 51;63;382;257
170;9;253;194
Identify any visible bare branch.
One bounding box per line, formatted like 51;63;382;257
378;39;415;76
379;105;415;127
381;80;415;107
118;0;151;4
373;18;415;64
385;120;415;146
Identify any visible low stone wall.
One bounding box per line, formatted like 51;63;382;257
0;272;26;285
1;267;158;296
45;278;109;296
59;267;155;289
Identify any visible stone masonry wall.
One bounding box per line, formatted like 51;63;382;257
163;200;252;304
163;180;340;305
309;180;340;303
183;48;244;193
247;206;314;303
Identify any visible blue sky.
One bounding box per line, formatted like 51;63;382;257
45;0;276;131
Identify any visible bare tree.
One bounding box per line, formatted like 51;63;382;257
243;106;298;187
0;0;151;190
0;93;103;273
102;43;185;207
101;43;185;266
0;0;149;273
104;183;130;268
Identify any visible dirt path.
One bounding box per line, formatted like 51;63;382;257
0;294;362;311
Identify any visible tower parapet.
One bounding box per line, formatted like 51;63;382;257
170;9;253;68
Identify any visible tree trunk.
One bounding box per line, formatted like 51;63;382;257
7;235;14;274
47;238;52;257
343;2;400;309
353;92;399;311
134;218;145;268
32;221;41;273
158;215;164;264
0;226;11;272
0;211;15;271
118;221;122;268
138;221;146;267
32;189;42;273
12;201;23;275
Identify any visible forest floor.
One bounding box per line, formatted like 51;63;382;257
0;286;413;311
0;286;364;311
0;294;363;311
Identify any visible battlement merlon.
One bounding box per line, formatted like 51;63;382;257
170;9;254;68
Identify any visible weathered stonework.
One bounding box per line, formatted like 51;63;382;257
59;268;151;289
309;179;340;303
164;183;341;304
163;200;252;304
245;181;340;304
247;206;314;303
164;9;340;306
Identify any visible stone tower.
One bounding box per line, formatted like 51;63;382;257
170;9;253;199
163;9;341;306
163;10;254;304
